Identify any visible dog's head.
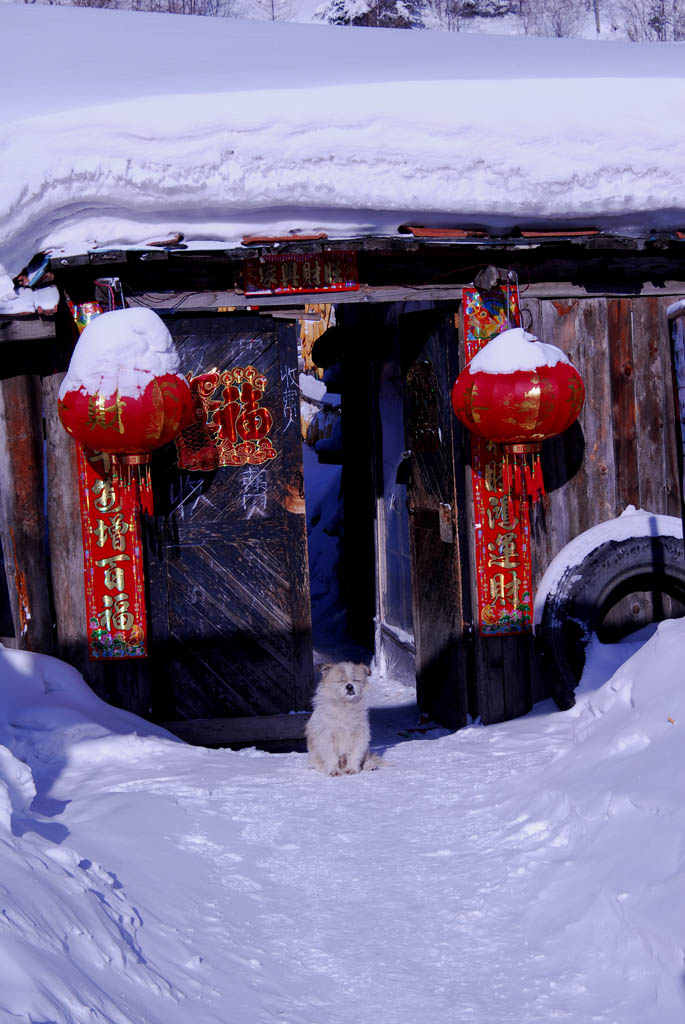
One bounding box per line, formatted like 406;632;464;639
318;661;370;703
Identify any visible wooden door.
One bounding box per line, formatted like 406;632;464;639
148;314;314;721
399;308;471;729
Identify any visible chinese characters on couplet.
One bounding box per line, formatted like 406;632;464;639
475;441;532;635
77;448;147;660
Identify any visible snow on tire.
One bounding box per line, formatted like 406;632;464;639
534;509;685;711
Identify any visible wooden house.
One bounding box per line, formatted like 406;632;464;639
2;225;684;744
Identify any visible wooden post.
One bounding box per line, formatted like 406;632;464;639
0;373;53;652
278;321;315;711
43;371;109;696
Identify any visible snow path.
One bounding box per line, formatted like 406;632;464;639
5;628;684;1024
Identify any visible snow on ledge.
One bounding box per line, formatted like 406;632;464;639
532;506;684;629
0;286;60;316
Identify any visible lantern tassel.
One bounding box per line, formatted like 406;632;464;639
513;461;523;499
138;464;154;517
503;453;512;494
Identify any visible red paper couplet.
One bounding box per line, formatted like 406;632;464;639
462;286;534;636
77;445;148;659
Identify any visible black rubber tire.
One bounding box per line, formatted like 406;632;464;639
536;533;685;710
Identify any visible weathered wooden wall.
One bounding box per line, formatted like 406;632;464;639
460;294;682;723
524;296;680;581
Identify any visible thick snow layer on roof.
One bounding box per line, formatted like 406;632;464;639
1;4;685;301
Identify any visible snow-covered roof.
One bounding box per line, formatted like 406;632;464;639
2;3;685;303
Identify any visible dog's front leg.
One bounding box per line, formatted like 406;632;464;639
343;736;368;774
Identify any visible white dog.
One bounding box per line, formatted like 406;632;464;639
305;662;380;776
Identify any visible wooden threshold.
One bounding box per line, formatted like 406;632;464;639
161;711;310;750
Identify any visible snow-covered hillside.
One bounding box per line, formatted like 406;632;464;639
2;3;685;303
1;621;684;1022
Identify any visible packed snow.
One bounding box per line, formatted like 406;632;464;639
468;326;571;373
2;4;685;306
58;308;185;400
1;616;685;1022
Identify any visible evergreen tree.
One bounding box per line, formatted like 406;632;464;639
315;0;425;28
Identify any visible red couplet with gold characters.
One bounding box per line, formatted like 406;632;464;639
77;447;148;660
461;287;535;636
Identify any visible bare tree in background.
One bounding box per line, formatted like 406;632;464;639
518;0;586;35
618;0;684;37
249;0;296;19
30;0;241;15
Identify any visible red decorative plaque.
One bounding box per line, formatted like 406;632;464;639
243;251;359;296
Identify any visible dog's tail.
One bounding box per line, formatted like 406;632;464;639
362;752;384;771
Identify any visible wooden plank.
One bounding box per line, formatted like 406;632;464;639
0;318;57;343
608;298;640;509
400;308;470;729
0;374;53;652
125;281;685;315
153;314;314;720
162;712;310;748
657;296;683;520
142;511;174;721
278;321;315;711
603;296;684;635
633;297;669;514
534;297;616;583
43;372;107;695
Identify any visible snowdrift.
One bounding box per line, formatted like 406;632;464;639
0;622;684;1021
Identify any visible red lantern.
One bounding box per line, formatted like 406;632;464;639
58;373;192;461
451;327;584;500
58;308;193;512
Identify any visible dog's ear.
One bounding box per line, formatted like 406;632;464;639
362;664;371;676
318;662;333;674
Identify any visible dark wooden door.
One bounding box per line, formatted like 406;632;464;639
148;314;313;721
399;308;470;729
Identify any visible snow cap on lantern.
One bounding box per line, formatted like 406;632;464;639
58;307;192;460
451;326;584;446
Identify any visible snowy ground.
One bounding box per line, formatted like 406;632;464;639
1;617;685;1023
